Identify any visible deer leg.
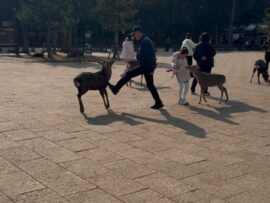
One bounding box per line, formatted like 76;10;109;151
99;89;108;109
141;74;143;86
250;69;256;83
224;87;229;102
199;86;205;104
218;85;224;104
258;72;261;84
77;92;85;113
104;88;110;108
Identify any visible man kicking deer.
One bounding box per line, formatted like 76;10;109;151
108;26;164;109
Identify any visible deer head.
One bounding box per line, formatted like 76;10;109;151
186;65;199;75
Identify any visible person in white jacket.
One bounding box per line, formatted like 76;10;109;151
120;34;137;80
181;33;196;66
168;47;191;105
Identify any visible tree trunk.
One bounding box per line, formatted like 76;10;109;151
73;26;78;47
68;28;73;52
52;32;58;54
22;24;29;54
215;23;219;47
228;0;236;49
47;28;52;58
113;29;119;59
14;19;20;56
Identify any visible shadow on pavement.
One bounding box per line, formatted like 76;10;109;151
187;98;267;125
82;109;143;126
122;109;207;138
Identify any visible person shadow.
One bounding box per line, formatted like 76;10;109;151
82;109;207;138
122;109;207;138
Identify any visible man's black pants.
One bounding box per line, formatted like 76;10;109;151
114;65;162;103
191;68;211;93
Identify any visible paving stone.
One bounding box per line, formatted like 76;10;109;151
103;159;156;179
3;129;38;141
155;149;205;165
0;156;20;175
56;138;97;152
18;137;58;151
0;191;13;203
0;122;21;133
66;189;122;203
91;138;134;154
173;189;216;203
88;172;146;197
226;191;270;203
193;149;243;166
187;160;221;173
71;130;109;141
44;171;96;196
135;173;195;198
121;189;174;203
0;134;20;149
37;129;75;141
55;122;90;133
119;148;164;164
105;130;143;142
0;147;41;164
1;52;270;202
182;173;244;199
147;160;200;180
60;158;110;179
207;162;258;180
38;147;81;163
127;139;172;153
78;148;125;163
0;171;45;196
18;159;67;181
11;188;69;203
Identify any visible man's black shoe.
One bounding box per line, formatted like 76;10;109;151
151;102;164;109
108;83;118;95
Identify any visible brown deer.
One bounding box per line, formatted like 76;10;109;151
186;65;229;104
73;53;115;113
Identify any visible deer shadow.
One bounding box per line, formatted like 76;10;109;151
122;109;207;138
82;109;143;126
187;98;267;124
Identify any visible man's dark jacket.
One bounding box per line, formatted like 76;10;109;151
193;42;216;71
137;35;157;72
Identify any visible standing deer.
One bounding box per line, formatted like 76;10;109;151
186;65;229;104
73;53;115;113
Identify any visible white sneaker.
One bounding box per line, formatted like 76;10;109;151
178;99;189;105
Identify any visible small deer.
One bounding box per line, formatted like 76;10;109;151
250;59;269;84
67;48;85;64
186;65;229;104
73;53;115;113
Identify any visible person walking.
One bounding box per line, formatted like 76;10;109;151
108;26;164;109
191;32;216;96
181;33;196;66
263;33;270;72
168;47;190;105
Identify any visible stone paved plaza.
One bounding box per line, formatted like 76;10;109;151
0;52;269;202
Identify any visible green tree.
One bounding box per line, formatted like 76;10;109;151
94;0;137;58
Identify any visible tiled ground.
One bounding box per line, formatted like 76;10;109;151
0;51;269;202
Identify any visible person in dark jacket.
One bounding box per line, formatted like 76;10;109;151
191;32;216;95
263;33;270;72
108;26;164;109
